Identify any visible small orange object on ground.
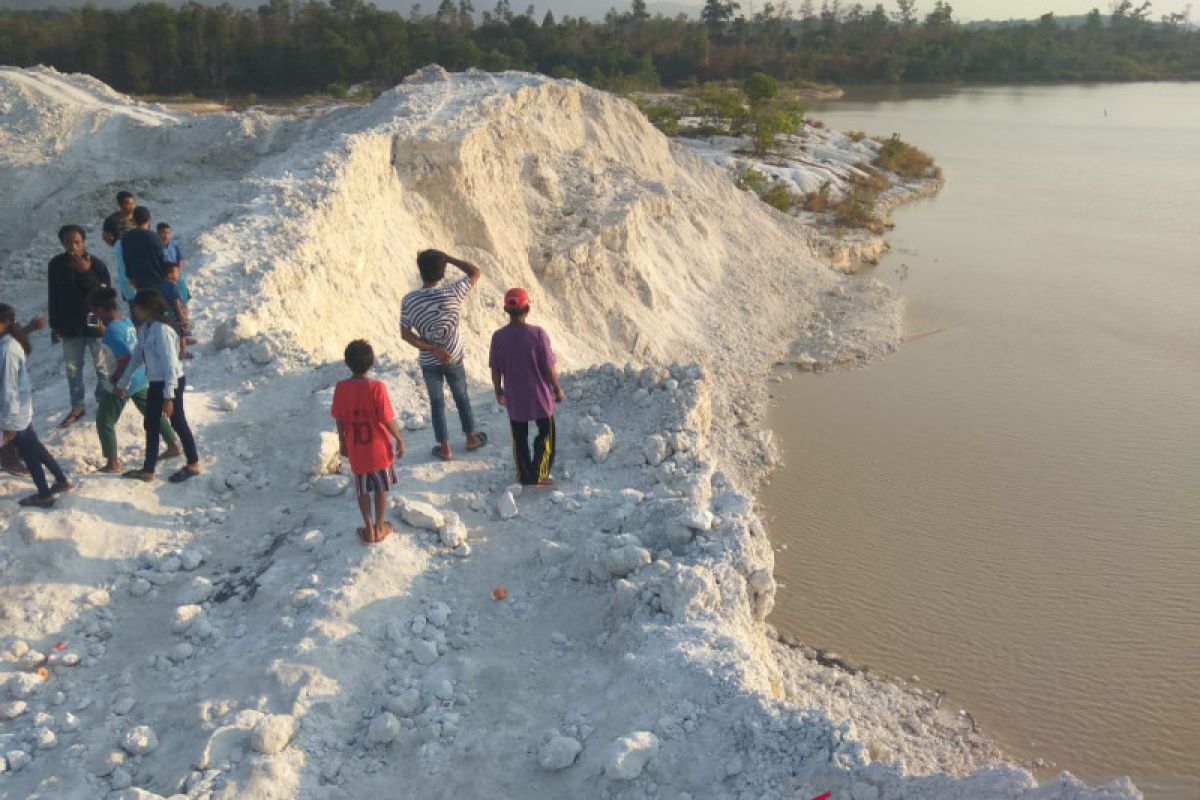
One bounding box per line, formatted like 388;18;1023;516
37;667;49;681
492;586;507;600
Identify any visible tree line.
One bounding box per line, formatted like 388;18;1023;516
0;0;1196;98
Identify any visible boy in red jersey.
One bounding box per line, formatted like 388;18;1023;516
331;340;406;544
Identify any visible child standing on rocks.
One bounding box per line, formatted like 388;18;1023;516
117;289;200;483
489;288;564;487
331;340;406;544
89;287;182;473
0;303;72;507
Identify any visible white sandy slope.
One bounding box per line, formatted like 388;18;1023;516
0;65;1139;799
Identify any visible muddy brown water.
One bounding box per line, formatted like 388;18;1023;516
763;83;1200;799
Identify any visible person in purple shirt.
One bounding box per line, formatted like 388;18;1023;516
488;288;564;487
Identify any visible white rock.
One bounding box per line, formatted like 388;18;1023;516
18;649;45;670
412;639;439;666
368;712;400;745
173;604;204;634
643;435;670;466
299;529;324;551
291;588;319;609
308;431;342;476
313;475;350;497
8;639;29;659
453;543;472;558
59;712;80;732
497;491;519;520
34;727;56;749
589;424;615;463
385;689;423;717
426;602;452;628
8;672;42;699
250;714;296;755
180;548;205;571
90;749;125;777
179;576;213;604
605;544;651;578
400;499;444;531
250;338;275;365
5;750;30;771
169;642;195;663
219;394;239;412
681;508;714;531
539;735;583;771
439;513;468;548
0;700;28;720
410;615;428;635
121;725;159;755
605;731;660;780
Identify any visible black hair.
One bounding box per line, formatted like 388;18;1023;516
132;206;151;226
102;217;120;239
89;286;120;312
344;339;375;374
58;224;86;244
417;249;447;283
506;306;531;320
156;222;171;232
131;288;170;323
117;191;134;204
0;304;31;355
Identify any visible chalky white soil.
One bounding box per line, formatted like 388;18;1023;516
0;65;1139;799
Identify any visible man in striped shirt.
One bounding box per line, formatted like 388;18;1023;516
400;249;488;461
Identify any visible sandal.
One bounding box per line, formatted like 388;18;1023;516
465;431;489;452
18;494;55;508
431;446;452;462
97;463;122;474
122;469;155;482
168;466;201;483
58;408;85;428
49;479;74;494
159;446;183;460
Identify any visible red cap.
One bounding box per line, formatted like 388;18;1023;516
504;288;530;311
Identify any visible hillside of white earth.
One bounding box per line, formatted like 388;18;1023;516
0;65;1139;799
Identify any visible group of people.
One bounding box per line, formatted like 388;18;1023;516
0;191;202;507
1;204;561;531
332;249;563;543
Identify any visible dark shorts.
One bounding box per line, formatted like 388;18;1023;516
354;465;398;497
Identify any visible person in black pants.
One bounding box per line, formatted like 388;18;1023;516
117;290;200;483
488;288;565;487
0;304;72;508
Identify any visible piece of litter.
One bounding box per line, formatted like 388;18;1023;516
53;642;67;652
492;586;507;601
37;667;49;681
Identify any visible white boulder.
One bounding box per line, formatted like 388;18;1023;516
368;712;400;745
497;491;519;520
605;731;660;780
250;714;296;755
401;499;444;531
539;735;583;771
121;725;159;756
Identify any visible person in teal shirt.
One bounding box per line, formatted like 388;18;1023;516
88;288;180;473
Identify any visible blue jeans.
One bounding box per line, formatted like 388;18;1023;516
62;336;105;411
421;361;476;445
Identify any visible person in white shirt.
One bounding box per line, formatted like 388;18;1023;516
0;304;72;507
117;289;200;483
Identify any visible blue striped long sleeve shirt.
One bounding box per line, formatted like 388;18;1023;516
119;320;183;400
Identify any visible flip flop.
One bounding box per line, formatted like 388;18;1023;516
58;408;85;428
97;464;122;474
168;467;200;483
159;448;183;460
49;479;73;494
122;469;155;482
466;431;489;451
431;446;452;461
18;494;55;508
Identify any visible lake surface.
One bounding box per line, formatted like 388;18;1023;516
762;83;1200;799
